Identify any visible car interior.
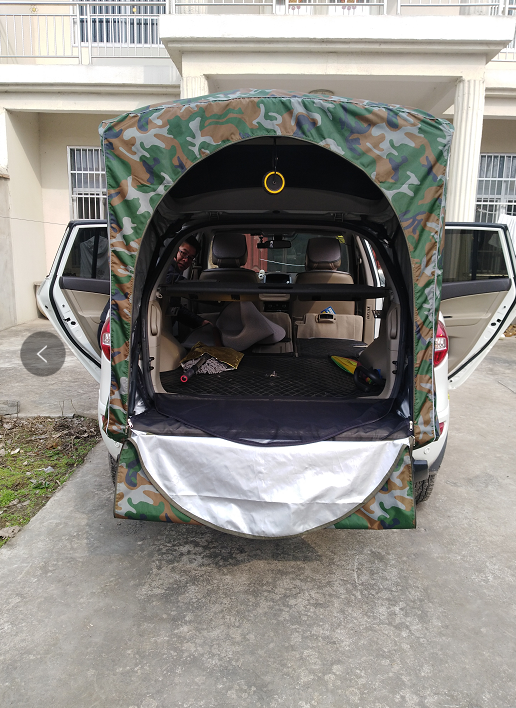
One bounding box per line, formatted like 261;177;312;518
148;229;398;399
129;137;413;445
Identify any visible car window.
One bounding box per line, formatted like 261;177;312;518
443;228;508;282
209;233;350;274
62;226;109;280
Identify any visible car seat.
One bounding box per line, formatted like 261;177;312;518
199;233;259;283
292;237;355;317
294;237;363;340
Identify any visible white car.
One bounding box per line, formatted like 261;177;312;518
38;220;516;512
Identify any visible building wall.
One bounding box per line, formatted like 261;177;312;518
6;111;46;324
0;177;16;330
481;120;516;154
39;112;117;271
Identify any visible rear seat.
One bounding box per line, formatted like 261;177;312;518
293;237;363;340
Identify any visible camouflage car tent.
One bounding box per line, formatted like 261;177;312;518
99;89;453;537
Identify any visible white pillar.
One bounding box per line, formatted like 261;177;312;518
180;74;209;100
0;108;17;331
447;78;485;222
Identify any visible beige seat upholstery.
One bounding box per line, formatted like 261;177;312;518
293;237;355;317
200;233;258;284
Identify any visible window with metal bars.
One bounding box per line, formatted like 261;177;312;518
476;154;516;223
79;1;166;46
68;147;107;221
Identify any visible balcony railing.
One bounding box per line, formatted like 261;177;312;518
398;0;514;15
170;0;386;15
169;0;514;13
0;1;168;62
0;0;514;62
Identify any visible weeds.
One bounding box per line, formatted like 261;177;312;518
0;416;100;546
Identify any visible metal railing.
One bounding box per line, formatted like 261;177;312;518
1;0;514;61
170;0;386;15
170;0;514;12
0;1;168;62
398;0;513;14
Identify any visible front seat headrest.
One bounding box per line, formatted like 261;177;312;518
306;237;342;271
212;233;248;268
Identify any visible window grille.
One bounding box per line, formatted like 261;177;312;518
475;154;516;223
68;147;107;221
79;1;166;46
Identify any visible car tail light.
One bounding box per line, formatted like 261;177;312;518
439;421;445;435
100;317;111;360
434;320;448;367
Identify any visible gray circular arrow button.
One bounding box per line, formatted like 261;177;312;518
20;331;66;377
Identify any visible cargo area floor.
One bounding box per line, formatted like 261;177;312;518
160;338;371;400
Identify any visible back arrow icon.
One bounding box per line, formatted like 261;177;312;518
37;345;48;363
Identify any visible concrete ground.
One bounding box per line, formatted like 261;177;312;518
0;339;515;708
0;319;98;418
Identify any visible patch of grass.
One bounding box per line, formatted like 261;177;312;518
0;416;100;547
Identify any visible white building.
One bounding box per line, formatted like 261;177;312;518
0;0;515;331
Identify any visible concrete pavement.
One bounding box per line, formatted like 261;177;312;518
0;339;515;708
0;319;98;418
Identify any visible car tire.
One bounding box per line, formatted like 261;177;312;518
108;454;119;485
414;473;436;504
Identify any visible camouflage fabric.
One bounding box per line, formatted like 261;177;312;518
115;440;413;533
99;88;453;446
333;450;414;529
115;441;200;525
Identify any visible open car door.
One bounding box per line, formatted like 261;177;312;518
37;220;109;382
442;223;516;389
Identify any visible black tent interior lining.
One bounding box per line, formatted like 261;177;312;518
130;397;410;447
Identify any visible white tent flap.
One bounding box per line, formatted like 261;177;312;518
131;431;410;538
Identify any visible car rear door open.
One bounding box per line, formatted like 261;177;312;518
442;223;516;389
37;221;109;382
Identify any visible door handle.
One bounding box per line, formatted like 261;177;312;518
150;303;159;336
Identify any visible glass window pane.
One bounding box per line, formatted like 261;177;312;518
62;227;109;280
443;229;508;283
209;233;350;275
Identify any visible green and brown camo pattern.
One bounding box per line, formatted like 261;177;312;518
99;88;453;447
114;441;413;533
333;450;415;530
114;440;200;525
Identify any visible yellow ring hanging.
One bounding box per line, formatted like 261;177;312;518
263;171;285;194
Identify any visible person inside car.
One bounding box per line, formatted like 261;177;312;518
164;237;211;332
97;237;210;346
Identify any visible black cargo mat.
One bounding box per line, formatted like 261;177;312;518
160;338;370;400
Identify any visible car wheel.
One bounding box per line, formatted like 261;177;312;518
108;454;119;485
414;473;436;504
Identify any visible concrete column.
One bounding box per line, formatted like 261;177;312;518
4;111;45;326
180;74;209;100
0;109;16;331
447;78;485;222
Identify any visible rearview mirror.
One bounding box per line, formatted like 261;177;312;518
256;239;292;249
